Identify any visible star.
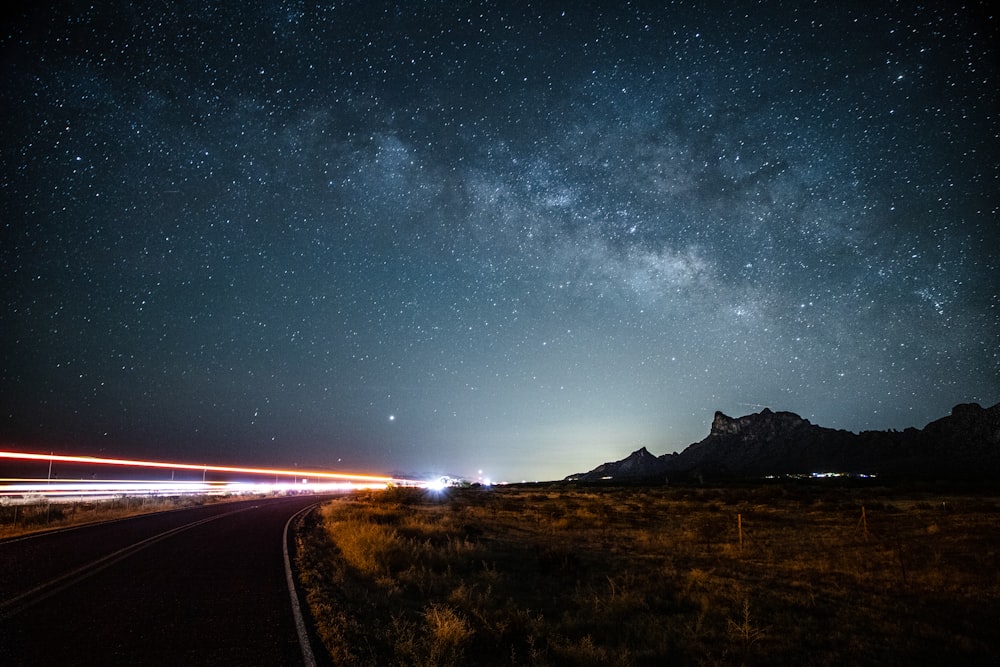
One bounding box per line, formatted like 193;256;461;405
0;1;995;482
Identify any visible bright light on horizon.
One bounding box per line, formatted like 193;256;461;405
426;477;448;492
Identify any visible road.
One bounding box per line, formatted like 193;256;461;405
0;494;336;666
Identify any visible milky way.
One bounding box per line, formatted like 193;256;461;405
2;2;997;481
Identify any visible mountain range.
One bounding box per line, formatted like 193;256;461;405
565;402;1000;482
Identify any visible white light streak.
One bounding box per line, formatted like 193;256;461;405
0;451;429;502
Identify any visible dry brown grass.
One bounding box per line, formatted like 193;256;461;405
297;483;1000;666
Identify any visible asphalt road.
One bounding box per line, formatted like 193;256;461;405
0;494;336;666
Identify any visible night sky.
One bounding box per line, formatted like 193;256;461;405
2;2;997;482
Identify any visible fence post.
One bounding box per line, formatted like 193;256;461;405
738;513;743;551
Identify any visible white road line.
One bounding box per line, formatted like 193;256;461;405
284;503;319;667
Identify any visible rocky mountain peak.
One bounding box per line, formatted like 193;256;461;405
566;402;1000;483
710;408;809;438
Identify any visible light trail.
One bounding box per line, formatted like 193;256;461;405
0;450;416;484
0;479;372;502
0;480;221;498
0;450;427;502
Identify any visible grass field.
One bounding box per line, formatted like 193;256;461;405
296;482;1000;666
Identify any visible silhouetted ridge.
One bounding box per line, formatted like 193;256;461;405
566;402;1000;482
575;446;672;481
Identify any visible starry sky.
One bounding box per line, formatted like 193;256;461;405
2;1;997;482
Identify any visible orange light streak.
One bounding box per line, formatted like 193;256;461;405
0;450;414;485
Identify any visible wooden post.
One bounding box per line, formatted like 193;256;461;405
858;505;869;541
896;537;908;585
738;513;743;551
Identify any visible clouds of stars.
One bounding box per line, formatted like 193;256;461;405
2;1;997;481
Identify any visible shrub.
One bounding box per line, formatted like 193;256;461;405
300;485;1000;666
325;518;404;578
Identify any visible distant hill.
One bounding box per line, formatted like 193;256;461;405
565;402;1000;482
